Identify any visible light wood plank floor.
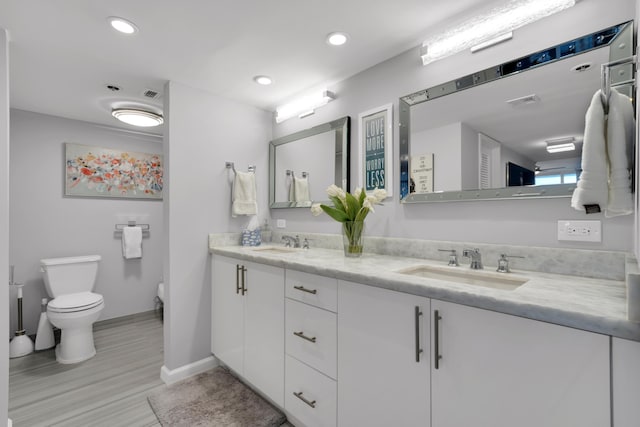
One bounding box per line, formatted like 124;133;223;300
9;310;164;427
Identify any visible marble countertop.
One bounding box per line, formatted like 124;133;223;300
210;244;640;341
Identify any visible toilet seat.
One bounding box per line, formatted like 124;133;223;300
48;292;104;313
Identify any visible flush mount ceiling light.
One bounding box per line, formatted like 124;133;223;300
420;0;576;66
546;137;576;153
112;109;163;127
275;90;336;123
326;32;349;46
253;75;273;85
107;16;139;34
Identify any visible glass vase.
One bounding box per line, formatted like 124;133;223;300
342;220;364;258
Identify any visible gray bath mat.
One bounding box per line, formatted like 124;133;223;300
147;367;286;427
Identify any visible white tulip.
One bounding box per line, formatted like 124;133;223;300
310;203;323;216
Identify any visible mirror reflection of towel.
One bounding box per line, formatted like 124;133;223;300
122;226;142;259
605;89;634;217
289;176;310;202
232;171;258;217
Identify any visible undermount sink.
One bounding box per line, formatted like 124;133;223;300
396;264;528;291
252;246;297;254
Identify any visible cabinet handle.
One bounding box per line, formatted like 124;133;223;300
241;266;247;295
293;285;317;295
293;391;316;408
415;306;423;362
434;310;442;369
236;264;241;294
293;331;317;343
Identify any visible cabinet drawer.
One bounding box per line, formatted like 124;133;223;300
286;270;337;312
286;299;337;379
285;355;337;427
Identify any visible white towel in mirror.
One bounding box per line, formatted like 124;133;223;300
605;89;634;217
122;226;142;259
289;176;311;202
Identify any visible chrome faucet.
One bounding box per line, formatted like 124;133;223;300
438;249;459;266
496;254;525;273
282;235;301;248
462;248;483;270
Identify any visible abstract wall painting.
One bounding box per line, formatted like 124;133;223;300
65;143;163;200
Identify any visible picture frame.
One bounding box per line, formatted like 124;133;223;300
358;103;393;197
64;143;163;200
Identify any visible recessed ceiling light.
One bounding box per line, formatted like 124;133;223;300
107;17;139;35
253;75;273;85
112;109;163;127
326;32;348;46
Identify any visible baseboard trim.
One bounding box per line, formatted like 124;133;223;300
160;355;219;385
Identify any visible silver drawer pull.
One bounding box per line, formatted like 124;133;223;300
293;331;317;343
293;285;317;295
293;391;316;408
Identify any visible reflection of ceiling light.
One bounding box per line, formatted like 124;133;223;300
112;109;163;127
107;17;139;34
546;137;576;153
326;32;349;46
420;0;576;65
506;94;540;107
253;75;273;85
275;90;335;123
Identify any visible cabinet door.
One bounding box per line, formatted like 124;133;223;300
431;300;610;427
612;337;640;427
211;255;244;374
244;261;285;407
338;281;430;427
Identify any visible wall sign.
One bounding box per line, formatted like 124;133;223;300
358;103;393;197
410;153;434;194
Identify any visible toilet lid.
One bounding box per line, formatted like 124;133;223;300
48;292;103;313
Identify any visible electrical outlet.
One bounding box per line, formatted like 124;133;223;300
557;220;601;242
276;219;286;229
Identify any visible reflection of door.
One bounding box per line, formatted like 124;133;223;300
478;134;501;189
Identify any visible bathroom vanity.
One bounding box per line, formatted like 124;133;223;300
210;238;640;427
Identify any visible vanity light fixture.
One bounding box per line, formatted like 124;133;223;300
254;75;273;85
107;16;139;35
326;32;349;46
420;0;576;66
275;90;336;123
112;108;163;127
470;32;513;53
546;137;576;153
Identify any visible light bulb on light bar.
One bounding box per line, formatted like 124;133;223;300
420;0;576;66
112;109;163;127
275;90;335;123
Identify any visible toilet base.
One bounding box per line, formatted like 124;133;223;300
55;326;97;364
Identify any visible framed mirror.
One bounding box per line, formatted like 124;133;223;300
269;116;350;208
399;21;634;203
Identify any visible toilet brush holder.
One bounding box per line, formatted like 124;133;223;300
9;266;34;358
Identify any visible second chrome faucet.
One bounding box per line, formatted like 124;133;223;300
462;248;483;270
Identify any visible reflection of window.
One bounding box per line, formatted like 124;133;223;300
535;173;577;185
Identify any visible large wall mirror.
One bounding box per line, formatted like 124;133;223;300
270;116;350;208
399;21;634;203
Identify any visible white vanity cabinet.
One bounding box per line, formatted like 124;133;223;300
612;337;640;427
211;255;285;407
337;280;431;427
431;300;611;427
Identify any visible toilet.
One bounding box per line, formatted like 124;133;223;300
40;255;105;364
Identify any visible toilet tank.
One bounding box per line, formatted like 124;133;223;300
40;255;101;298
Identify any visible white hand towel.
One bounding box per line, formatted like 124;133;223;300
571;90;609;213
606;89;634;217
122;226;142;259
289;176;311;202
232;171;258;217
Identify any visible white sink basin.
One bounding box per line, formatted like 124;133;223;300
252;246;297;254
396;264;527;291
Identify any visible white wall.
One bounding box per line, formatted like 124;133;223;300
9;110;164;335
413;123;461;191
270;0;635;251
163;81;271;370
1;27;9;427
460;122;478;190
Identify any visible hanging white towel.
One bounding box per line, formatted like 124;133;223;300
605;89;635;217
122;226;142;259
571;90;609;213
289;176;311;202
232;171;258;217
